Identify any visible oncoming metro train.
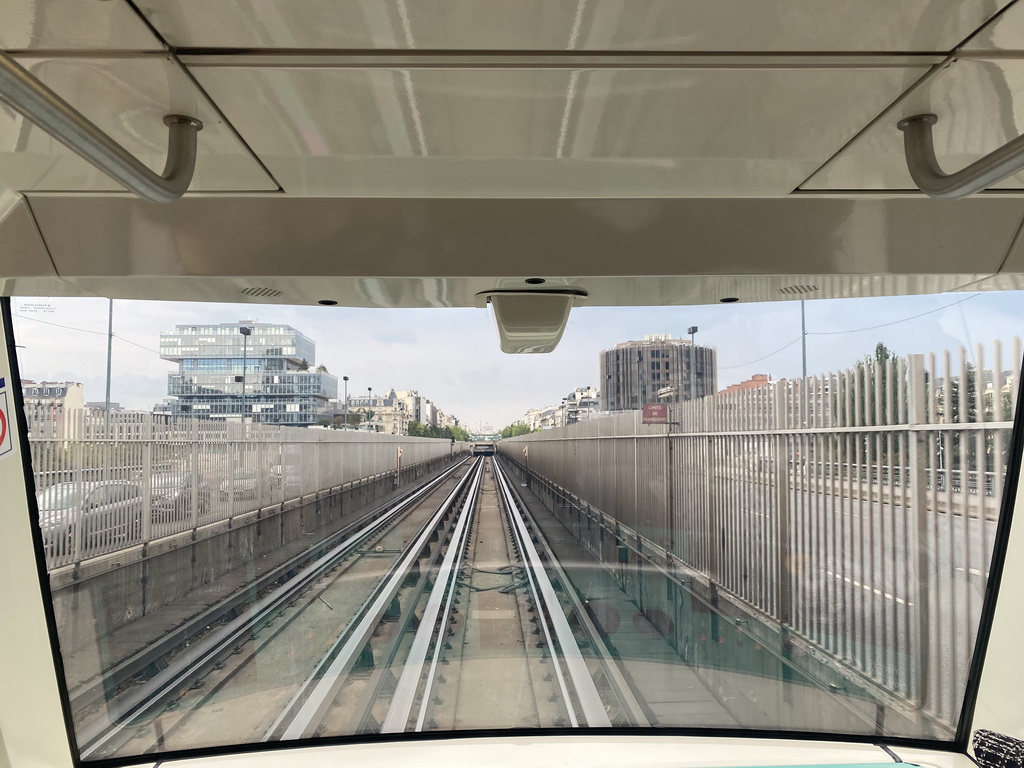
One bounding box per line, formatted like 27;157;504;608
1;4;1024;768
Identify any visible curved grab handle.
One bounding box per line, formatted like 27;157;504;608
0;52;202;203
898;113;1024;199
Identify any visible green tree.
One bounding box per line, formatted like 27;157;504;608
500;422;534;439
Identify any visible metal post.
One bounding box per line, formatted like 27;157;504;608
141;442;152;544
907;353;930;707
104;298;113;438
688;326;699;399
637;350;644;407
103;298;113;482
239;325;251;425
801;300;808;424
343;375;349;428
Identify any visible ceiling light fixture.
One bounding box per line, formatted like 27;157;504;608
475;290;587;354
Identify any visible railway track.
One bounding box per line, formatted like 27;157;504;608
82;457;650;760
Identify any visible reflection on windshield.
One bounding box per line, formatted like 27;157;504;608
15;294;1023;760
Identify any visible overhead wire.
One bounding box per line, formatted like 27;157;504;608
718;293;982;370
12;311;164;355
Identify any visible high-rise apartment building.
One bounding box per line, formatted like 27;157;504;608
160;321;338;426
600;334;716;411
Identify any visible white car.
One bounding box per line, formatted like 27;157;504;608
36;481;144;556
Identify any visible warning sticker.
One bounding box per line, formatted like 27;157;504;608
0;378;13;460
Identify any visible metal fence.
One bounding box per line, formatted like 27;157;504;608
29;410;465;570
502;338;1021;727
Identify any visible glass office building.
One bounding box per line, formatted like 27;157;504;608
160;322;338;426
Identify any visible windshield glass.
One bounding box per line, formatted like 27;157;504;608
15;293;1023;760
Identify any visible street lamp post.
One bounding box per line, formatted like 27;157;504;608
637;350;644;407
367;386;372;431
343;375;349;428
688;325;699;400
239;326;252;421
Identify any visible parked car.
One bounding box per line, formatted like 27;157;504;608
36;481;144;553
151;472;211;522
219;468;261;501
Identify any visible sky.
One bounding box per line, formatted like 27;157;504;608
11;290;1024;432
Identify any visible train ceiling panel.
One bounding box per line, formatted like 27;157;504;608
1;0;163;52
189;62;928;197
963;1;1024;51
0;56;277;193
133;0;1007;53
803;56;1024;191
20;196;1024;301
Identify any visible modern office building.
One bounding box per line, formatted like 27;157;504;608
159;321;338;426
600;334;717;411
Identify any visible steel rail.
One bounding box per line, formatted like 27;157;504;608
381;460;483;732
495;458;651;726
266;459;482;741
497;465;578;726
0;51;202;203
78;460;469;757
898;113;1024;199
494;463;612;728
71;459;469;715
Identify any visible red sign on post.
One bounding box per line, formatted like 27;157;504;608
642;403;669;424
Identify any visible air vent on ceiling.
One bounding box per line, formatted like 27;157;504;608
777;284;819;295
239;287;283;298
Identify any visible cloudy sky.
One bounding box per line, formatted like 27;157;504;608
11;291;1024;431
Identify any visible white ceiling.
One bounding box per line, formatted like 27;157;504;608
2;1;1024;306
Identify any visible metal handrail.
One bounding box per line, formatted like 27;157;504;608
897;113;1024;199
0;52;202;203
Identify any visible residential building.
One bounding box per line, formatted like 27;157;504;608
600;334;717;411
21;380;85;437
159;321;338;426
522;387;606;430
340;389;458;434
720;373;772;395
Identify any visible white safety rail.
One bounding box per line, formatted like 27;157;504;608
27;409;467;569
381;460;483;733
267;460;480;742
494;460;612;728
502;337;1021;729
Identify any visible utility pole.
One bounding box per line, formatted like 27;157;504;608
103;298;113;481
801;300;808;423
104;298;113;439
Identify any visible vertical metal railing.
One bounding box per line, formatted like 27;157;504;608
501;336;1021;729
28;409;466;570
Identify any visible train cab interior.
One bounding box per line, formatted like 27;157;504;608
2;3;1024;768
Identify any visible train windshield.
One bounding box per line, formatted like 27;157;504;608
13;291;1022;761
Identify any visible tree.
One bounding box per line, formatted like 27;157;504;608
450;425;470;442
298;358;311;371
500;422;534;439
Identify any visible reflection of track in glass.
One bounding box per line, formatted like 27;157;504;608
84;455;653;760
79;459;474;759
